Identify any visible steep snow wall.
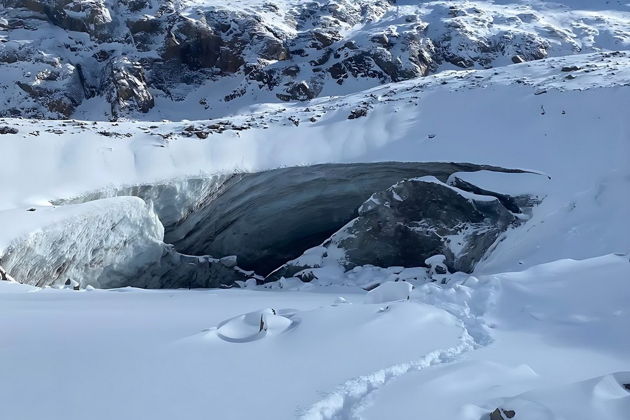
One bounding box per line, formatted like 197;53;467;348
0;197;248;288
0;197;165;288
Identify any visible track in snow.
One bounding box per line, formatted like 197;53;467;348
298;280;496;420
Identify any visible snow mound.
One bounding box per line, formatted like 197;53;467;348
365;281;413;304
216;308;294;342
488;372;630;420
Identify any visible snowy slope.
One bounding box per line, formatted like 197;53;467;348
1;1;629;419
2;0;630;119
1;50;628;271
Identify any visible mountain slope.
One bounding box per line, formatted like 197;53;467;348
1;0;629;120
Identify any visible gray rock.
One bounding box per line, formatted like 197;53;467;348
276;80;318;101
331;177;517;272
0;265;15;282
268;175;523;281
447;176;522;213
490;408;516;420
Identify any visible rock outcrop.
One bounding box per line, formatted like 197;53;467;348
100;57;154;117
268;176;524;281
1;0;627;119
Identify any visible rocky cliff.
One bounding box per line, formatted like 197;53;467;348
2;0;628;120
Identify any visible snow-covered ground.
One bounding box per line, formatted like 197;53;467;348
1;1;629;418
1;254;628;419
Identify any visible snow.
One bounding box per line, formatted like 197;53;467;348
2;52;629;274
0;286;464;420
364;281;413;304
1;1;629;419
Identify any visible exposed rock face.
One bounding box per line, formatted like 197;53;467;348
0;265;15;282
447;175;522;214
268;176;522;281
10;55;85;118
2;0;626;119
4;0;113;41
100;57;154;117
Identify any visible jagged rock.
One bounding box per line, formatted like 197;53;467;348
490;408;516;420
269;176;520;280
6;0;113;41
16;75;83;118
334;177;517;272
100;57;154;117
348;107;368;119
258;36;289;61
448;175;522;213
277;80;318;101
282;65;300;76
164;17;223;69
312;30;341;48
120;0;149;13
1;0;626;118
0;265;15;282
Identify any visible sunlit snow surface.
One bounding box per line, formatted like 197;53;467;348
1;1;630;418
1;255;628;419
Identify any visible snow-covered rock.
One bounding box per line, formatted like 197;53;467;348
2;0;629;119
100;57;154;117
215;308;294;342
270;175;524;281
0;264;15;282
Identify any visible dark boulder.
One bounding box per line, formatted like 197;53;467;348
448;176;522;213
276;80;318;101
490;408;516;420
326;177;516;272
268;175;520;280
